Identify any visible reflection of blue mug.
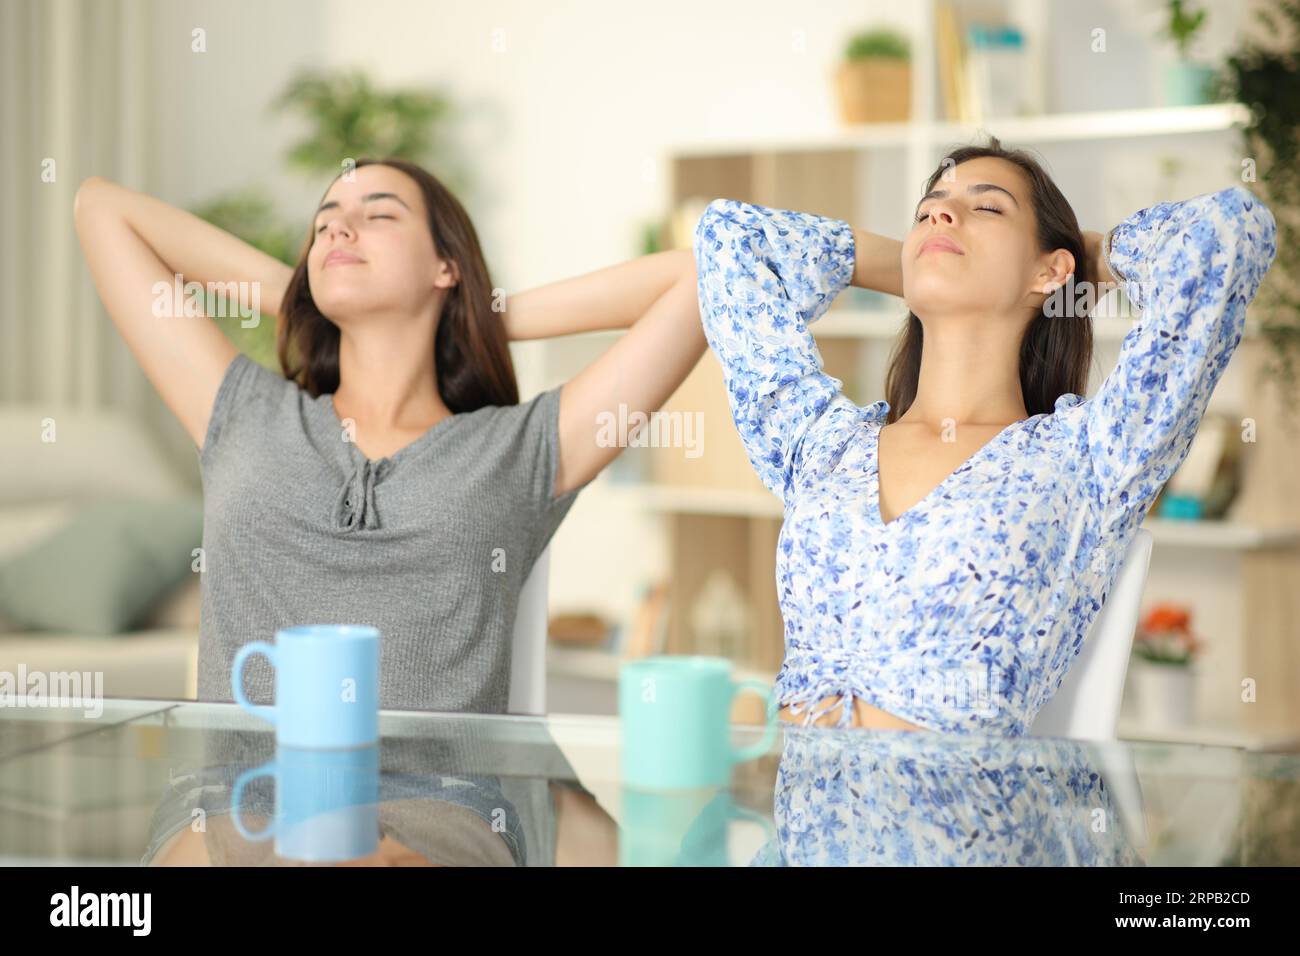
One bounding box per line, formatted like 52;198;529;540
231;625;379;748
619;656;778;790
620;788;775;866
231;745;380;862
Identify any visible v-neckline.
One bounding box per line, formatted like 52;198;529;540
869;411;1025;528
320;393;460;468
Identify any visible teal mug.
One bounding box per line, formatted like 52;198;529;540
620;787;776;866
619;655;779;790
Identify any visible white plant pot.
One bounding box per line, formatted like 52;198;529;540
1132;660;1196;729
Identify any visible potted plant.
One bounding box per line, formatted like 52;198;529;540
1219;0;1300;410
1130;603;1202;729
835;27;912;124
1163;0;1216;105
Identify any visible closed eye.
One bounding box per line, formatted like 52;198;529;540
316;214;395;234
914;205;1003;223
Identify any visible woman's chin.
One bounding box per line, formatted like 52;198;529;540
314;292;386;322
902;286;969;317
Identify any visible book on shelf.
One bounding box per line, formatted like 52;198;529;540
936;1;970;123
622;580;670;659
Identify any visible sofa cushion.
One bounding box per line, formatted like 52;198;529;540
142;573;203;629
0;502;77;561
0;503;77;633
0;496;203;634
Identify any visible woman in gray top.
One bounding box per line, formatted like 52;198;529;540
73;158;706;714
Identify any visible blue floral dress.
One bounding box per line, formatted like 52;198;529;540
693;186;1277;735
749;727;1148;866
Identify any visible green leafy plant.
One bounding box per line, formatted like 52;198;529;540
271;69;459;182
845;28;911;63
191;68;465;365
1164;0;1208;59
187;190;301;366
639;220;663;257
1218;0;1300;409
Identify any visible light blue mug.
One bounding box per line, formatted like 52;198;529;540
231;744;380;862
619;655;779;790
231;624;380;748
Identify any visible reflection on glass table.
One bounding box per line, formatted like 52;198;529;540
0;698;1297;866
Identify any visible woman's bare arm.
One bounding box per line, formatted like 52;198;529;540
850;227;904;297
551;258;706;497
539;218;917;498
502;249;691;340
1083;229;1121;288
72;176;293;449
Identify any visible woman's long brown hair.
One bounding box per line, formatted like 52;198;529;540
884;136;1093;423
276;157;519;410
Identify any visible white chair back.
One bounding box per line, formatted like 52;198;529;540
1031;528;1154;741
507;545;551;715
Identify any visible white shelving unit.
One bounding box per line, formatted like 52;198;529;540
1116;717;1300;752
669;103;1251;158
607;484;1300;553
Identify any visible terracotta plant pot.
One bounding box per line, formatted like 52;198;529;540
836;59;911;123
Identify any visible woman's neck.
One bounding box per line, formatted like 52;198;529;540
332;328;451;431
898;317;1029;427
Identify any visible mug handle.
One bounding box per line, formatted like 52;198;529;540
232;641;278;726
230;763;277;842
729;678;779;764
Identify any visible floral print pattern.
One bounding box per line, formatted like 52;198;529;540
694;187;1276;735
748;727;1147;866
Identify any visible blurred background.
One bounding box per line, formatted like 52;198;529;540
1;0;1298;750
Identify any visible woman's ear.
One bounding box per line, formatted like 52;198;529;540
434;257;460;290
1035;248;1076;295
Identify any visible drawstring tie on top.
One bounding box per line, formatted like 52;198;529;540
334;457;387;532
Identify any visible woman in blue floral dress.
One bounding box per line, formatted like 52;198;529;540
694;137;1277;736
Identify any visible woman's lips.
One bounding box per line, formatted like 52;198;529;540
918;236;964;256
325;251;364;267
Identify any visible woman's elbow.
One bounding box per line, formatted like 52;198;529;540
72;175;116;228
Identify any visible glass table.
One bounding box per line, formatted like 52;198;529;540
1;697;1297;866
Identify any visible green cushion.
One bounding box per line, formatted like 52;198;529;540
0;496;204;634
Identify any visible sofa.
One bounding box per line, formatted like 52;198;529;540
0;403;200;700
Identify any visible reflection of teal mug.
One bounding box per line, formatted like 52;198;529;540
621;787;776;866
619;656;779;790
231;745;380;862
231;625;379;748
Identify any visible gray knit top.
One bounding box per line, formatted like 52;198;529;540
195;352;585;713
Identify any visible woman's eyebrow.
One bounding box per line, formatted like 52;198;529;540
914;183;1020;216
315;192;412;218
